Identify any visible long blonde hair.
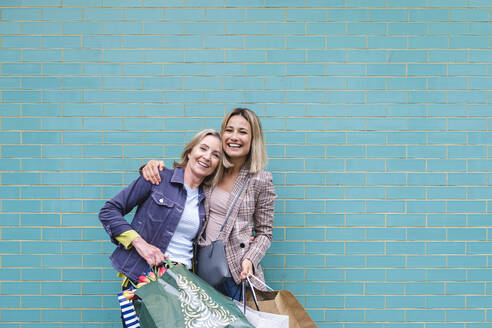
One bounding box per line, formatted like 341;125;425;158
220;108;267;174
173;129;223;186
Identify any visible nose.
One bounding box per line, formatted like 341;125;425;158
229;131;239;141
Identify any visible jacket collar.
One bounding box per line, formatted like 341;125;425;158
171;167;206;202
170;167;185;185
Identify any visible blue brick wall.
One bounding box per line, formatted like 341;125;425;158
1;1;491;327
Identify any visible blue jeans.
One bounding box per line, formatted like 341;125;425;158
221;277;242;301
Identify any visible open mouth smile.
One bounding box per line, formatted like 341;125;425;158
197;161;209;168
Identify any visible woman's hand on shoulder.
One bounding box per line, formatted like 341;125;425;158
132;236;166;267
142;160;165;185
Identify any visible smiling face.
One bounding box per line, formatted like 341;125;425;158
186;135;222;180
222;114;252;165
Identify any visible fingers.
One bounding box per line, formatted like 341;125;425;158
142;160;164;185
150;250;166;266
142;160;154;182
146;247;165;266
132;237;165;266
240;259;253;280
147;245;165;266
150;163;161;185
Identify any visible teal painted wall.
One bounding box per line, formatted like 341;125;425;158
1;1;491;327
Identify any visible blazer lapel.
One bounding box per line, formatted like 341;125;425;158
220;166;250;239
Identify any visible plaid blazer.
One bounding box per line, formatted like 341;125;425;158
198;166;276;288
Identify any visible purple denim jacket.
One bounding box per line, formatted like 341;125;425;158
99;167;206;282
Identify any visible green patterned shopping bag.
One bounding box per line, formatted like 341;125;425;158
134;263;254;328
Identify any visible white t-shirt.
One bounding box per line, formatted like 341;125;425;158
164;184;200;267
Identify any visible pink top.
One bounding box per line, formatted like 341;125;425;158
203;187;230;245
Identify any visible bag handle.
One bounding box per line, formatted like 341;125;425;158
249;274;274;292
241;278;260;314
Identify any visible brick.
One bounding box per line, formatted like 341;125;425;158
3;254;42;267
23;0;61;5
369;36;407;49
327;36;366;48
287;9;326;21
2;36;40;49
449;173;487;186
326;146;365;157
386;50;427;63
346;159;385;171
305;0;344;7
0;131;21;144
0;49;21;63
348;22;386;35
84;118;122;130
367;255;405;267
2;310;41;322
202;8;243;21
429;136;466;148
306;241;344;254
243;36;283;50
409;36;448;49
347;50;384;63
347;77;386;90
366;283;404;295
0;240;20;254
366;91;407;103
3;8;42;20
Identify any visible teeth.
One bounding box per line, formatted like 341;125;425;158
228;143;241;148
198;161;209;168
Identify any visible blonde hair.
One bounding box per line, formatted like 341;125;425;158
221;108;267;174
174;129;223;186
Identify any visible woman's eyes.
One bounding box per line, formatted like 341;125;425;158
224;128;247;134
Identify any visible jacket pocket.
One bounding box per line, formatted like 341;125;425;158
148;192;175;219
150;192;175;208
143;192;176;244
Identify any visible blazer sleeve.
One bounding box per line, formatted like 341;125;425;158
242;171;276;271
99;175;152;245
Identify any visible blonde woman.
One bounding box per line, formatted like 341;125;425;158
100;129;222;287
142;108;276;300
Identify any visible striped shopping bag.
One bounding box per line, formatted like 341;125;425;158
117;290;141;328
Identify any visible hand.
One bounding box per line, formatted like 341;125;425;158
132;237;166;266
142;160;165;185
240;259;253;280
249;234;255;244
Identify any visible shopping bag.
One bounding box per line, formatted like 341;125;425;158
234;300;289;328
244;276;317;328
232;280;289;328
134;263;255;328
117;289;141;328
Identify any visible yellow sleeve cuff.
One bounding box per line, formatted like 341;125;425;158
115;230;140;250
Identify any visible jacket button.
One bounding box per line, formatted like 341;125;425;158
240;243;245;248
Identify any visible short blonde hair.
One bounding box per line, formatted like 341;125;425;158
221;108;267;173
174;129;223;186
